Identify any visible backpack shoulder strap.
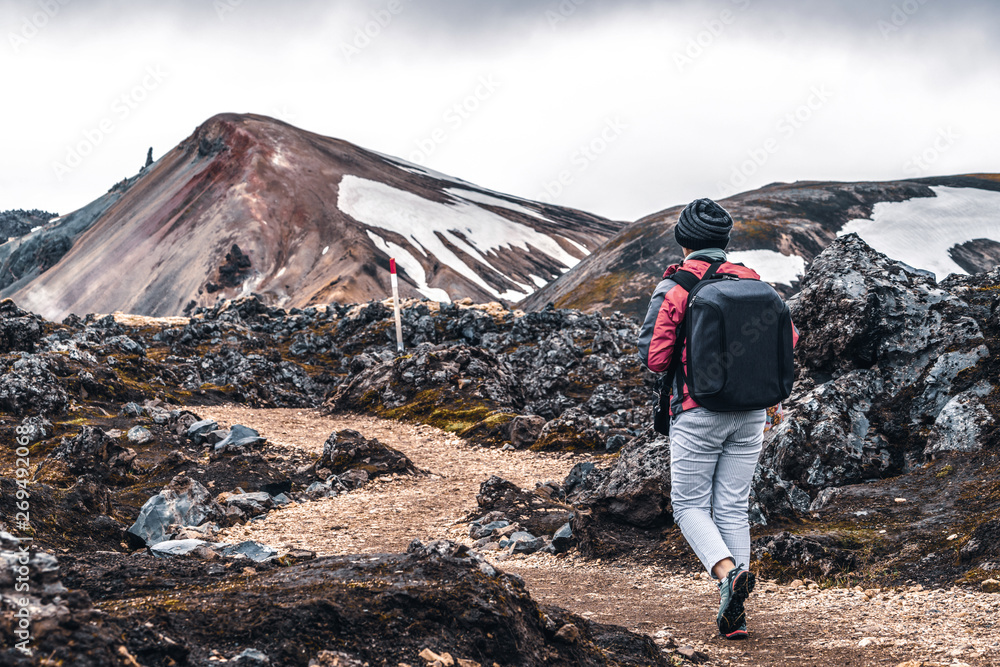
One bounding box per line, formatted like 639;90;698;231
701;261;727;282
674;261;729;290
670;268;700;293
663;261;726;407
660;262;717;406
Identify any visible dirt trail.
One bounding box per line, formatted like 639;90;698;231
205;405;998;667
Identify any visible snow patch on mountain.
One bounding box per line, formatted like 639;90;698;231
839;186;1000;280
377;152;555;224
444;187;549;222
728;249;806;286
365;230;451;302
563;237;590;256
338;175;583;300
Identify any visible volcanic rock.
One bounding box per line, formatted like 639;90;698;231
213;424;267;454
755;234;993;519
0;209;56;243
555;623;581;643
575;430;672;529
0;537;125;667
949;238;1000;275
570;430;672;557
50;425;136;481
121;401;143;417
0;299;43;352
127;475;224;547
958;518;1000;565
473;476;573;539
150;538;212;558
790;234;985;379
503;414;546;449
17;414;53;443
534;407;613;451
180;345;319;407
127;425;154;445
507;532;546;554
0;354;69;417
187;418;219;444
328;343;524;439
106;334;146;356
223;491;274;517
216;540;278;562
233;648;271;666
751;531;858;579
551;522;575;553
564;462;598;497
314;429;416;479
53;540;669;666
470;520;510;540
304;481;337;499
925;382;995;456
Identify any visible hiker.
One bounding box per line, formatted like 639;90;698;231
637;198;797;639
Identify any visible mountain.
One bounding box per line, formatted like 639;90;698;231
0;209;57;244
0;113;621;320
519;175;1000;319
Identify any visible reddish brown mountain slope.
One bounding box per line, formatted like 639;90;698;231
2;113;620;319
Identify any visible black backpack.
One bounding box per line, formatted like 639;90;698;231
653;262;795;435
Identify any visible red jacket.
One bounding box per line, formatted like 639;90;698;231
637;259;798;414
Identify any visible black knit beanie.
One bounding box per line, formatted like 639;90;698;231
674;198;734;250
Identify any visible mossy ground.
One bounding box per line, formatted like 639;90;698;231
381;388;498;436
734;218;782;245
554;271;637;311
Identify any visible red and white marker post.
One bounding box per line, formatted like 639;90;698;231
390;258;404;353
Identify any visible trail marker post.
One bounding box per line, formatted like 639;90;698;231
390;258;404;353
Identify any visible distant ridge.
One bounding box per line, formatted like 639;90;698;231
519;175;1000;319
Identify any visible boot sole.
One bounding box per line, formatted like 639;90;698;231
718;570;755;636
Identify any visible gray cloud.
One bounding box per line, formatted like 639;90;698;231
15;0;999;35
3;0;999;219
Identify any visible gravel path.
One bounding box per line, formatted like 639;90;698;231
204;405;999;667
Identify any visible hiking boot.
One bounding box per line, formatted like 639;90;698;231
717;564;755;637
722;620;748;640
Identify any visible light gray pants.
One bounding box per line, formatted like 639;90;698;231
669;407;766;575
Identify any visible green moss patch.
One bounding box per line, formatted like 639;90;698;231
381;388;495;435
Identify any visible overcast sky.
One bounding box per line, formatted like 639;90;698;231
2;0;999;221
